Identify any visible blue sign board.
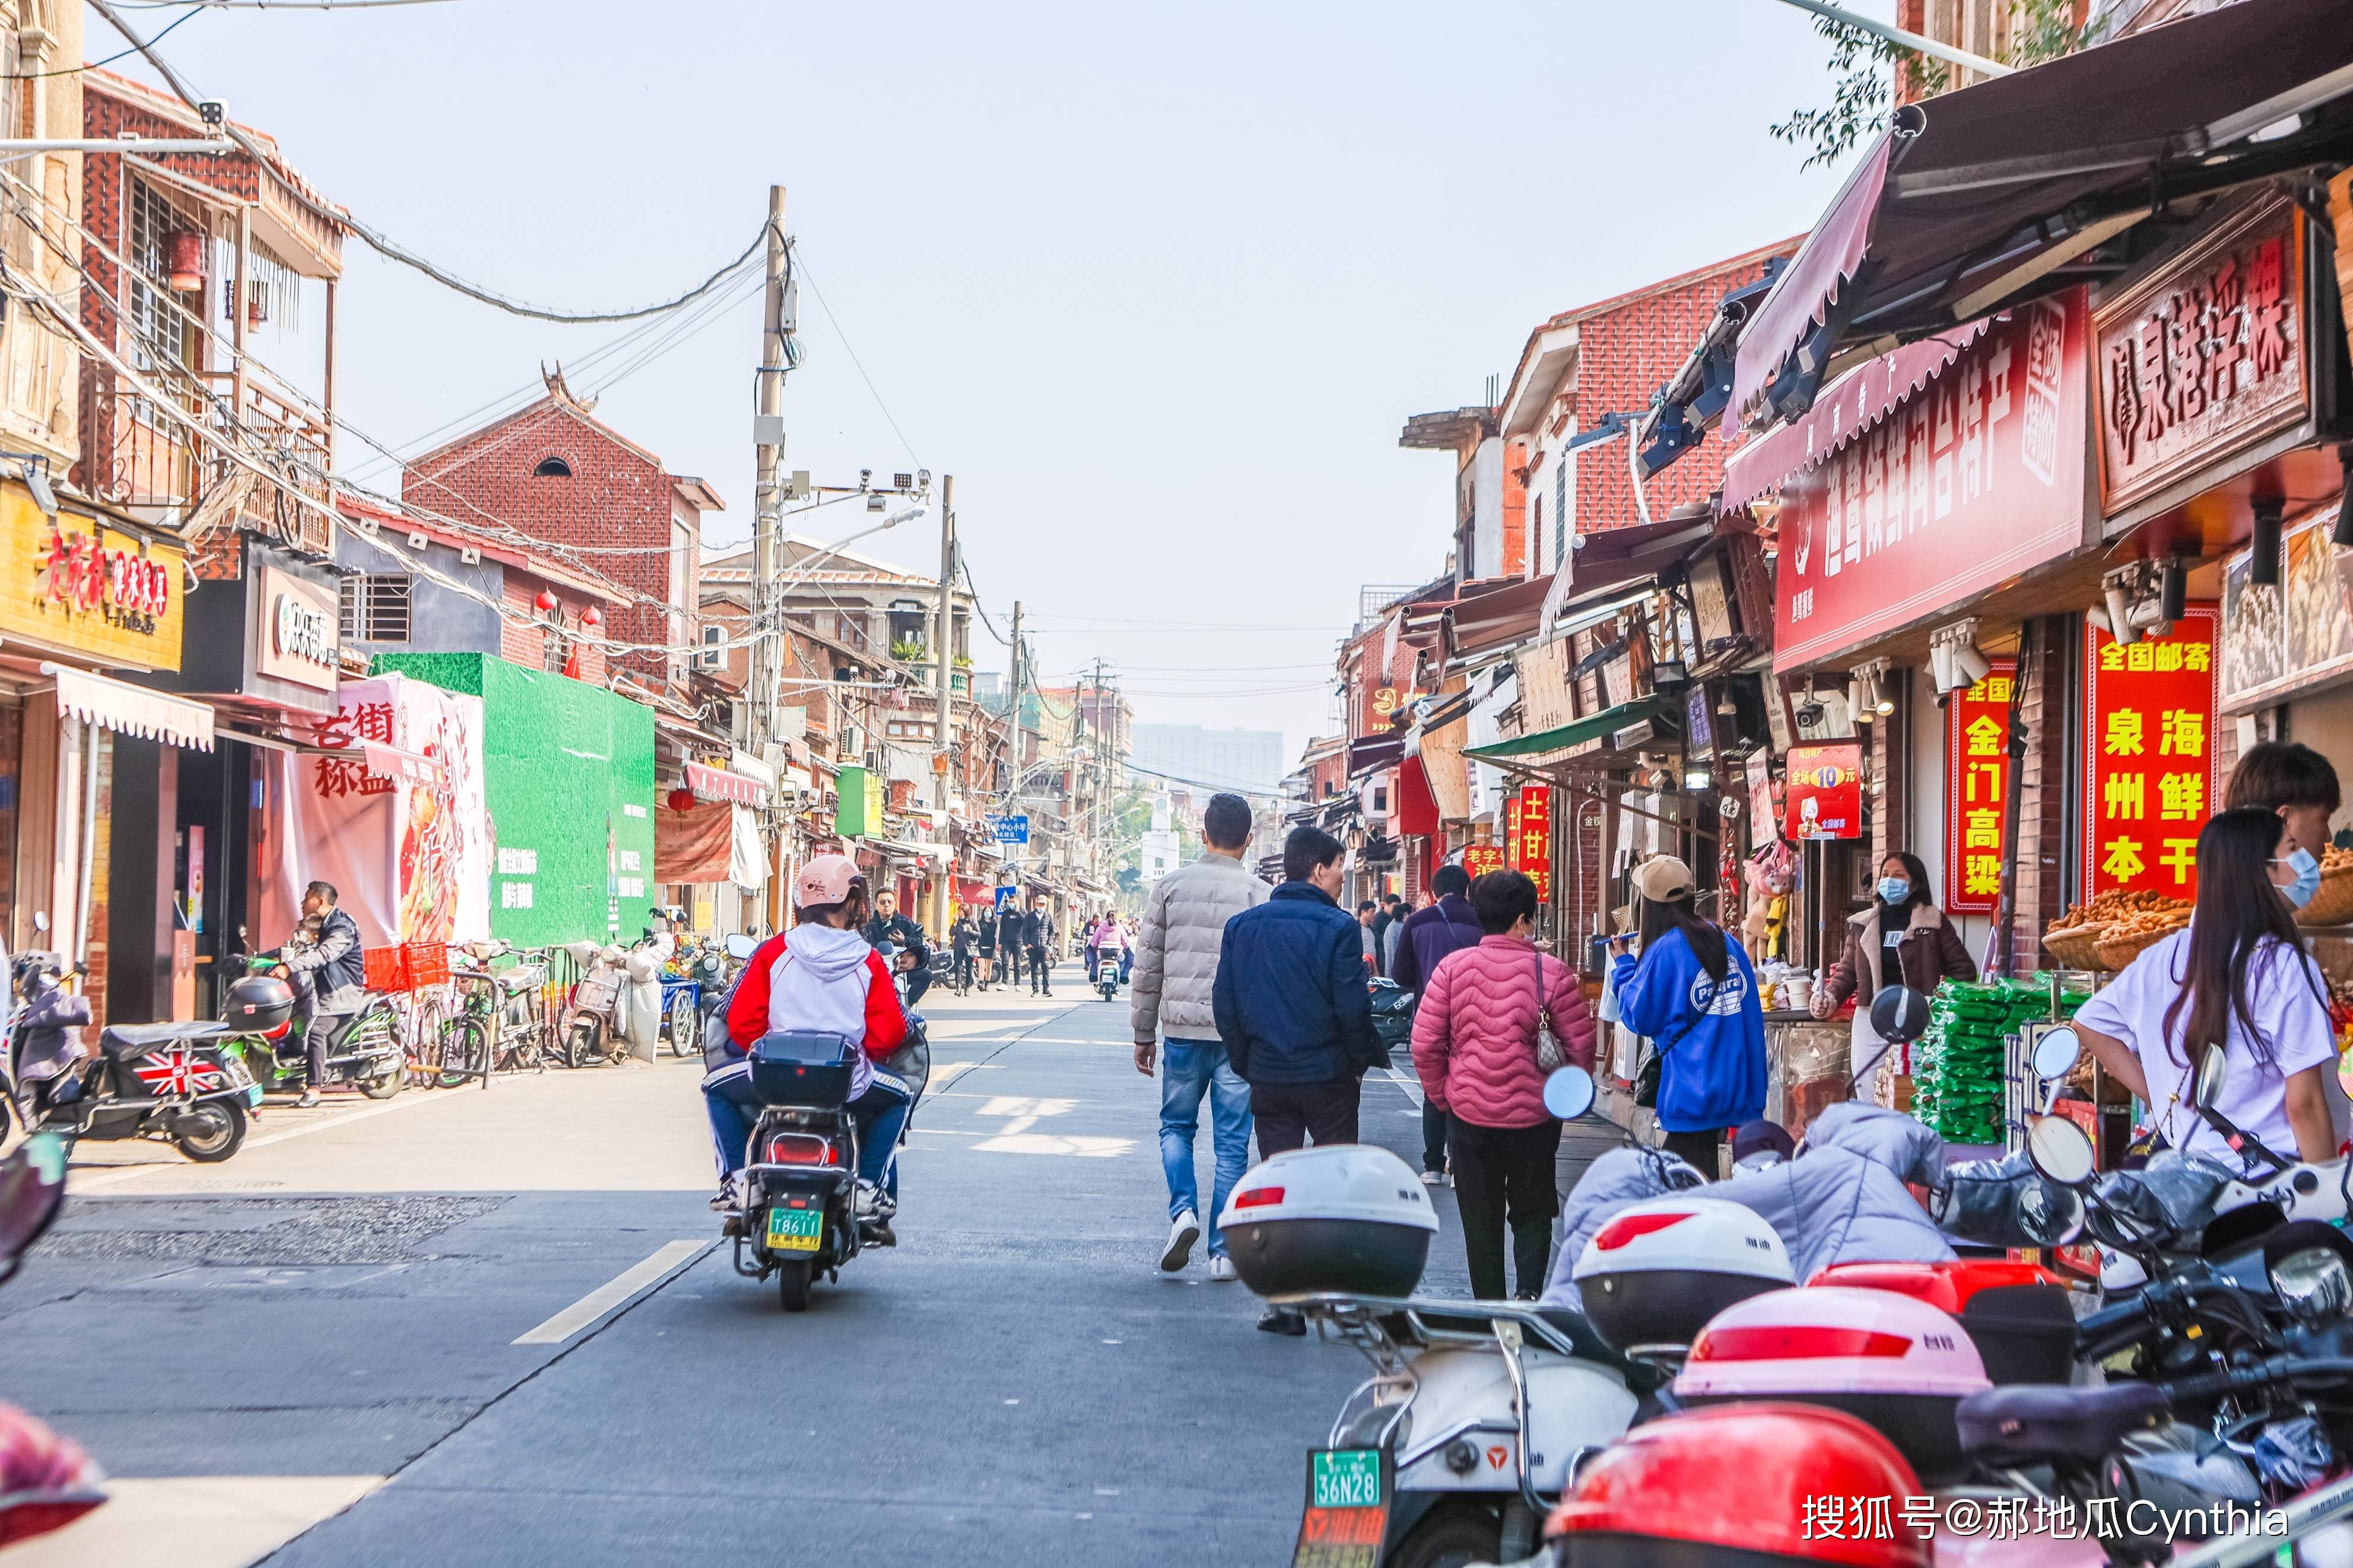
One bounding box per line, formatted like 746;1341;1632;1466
989;814;1030;844
993;885;1021;912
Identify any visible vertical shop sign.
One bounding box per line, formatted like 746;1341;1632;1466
2081;606;2220;901
1784;742;1863;841
1510;785;1552;902
1747;749;1781;844
1942;659;2016;916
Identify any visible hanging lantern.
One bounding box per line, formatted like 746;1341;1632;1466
534;589;558;613
580;606;602;628
666;786;696;813
163;231;206;292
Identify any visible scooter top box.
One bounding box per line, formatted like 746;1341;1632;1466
748;1031;858;1106
1219;1145;1437;1300
1570;1195;1794;1353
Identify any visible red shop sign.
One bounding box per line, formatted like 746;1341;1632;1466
2080;605;2220;902
1509;785;1552;902
1942;659;2016;917
1773;290;2088;672
1462;845;1506;879
1784;742;1863;841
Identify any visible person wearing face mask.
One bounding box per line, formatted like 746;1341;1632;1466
2225;741;2341;909
2070;808;2338;1168
1810;851;1976;1103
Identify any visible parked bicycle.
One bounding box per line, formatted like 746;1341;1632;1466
439;942;556;1083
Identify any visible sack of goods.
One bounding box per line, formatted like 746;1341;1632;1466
1910;975;2086;1147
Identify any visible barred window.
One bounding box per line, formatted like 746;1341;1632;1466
338;574;411;643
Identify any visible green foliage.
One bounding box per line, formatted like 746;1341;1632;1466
890;637;929;662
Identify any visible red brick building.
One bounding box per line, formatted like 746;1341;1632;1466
404;370;722;691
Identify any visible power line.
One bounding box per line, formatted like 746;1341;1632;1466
790;246;922;469
10;3;203;77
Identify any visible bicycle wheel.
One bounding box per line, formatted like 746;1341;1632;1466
447;1019;491;1085
668;993;700;1059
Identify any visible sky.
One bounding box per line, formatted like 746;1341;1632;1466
89;0;1884;778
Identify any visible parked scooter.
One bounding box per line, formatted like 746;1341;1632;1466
2;953;263;1162
233;954;406;1100
561;943;633;1067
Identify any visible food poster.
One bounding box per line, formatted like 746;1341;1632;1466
1784;742;1863;841
2080;607;2221;902
2222;512;2353;712
1942;659;2015;917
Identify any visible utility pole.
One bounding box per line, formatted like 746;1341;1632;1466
932;475;955;939
752;185;790;931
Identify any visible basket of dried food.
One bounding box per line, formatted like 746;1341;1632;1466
2295;845;2353;928
2040;922;2109;972
2096;905;2192;971
2043;889;2179;972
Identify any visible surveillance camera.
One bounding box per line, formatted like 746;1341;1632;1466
197;100;225;128
859;469;872;489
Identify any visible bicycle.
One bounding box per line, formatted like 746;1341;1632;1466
441;944;555;1082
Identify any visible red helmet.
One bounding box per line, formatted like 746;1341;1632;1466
1547;1403;1929;1568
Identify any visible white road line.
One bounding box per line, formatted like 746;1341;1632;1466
71;1087;450;1192
1384;1067;1425;1108
512;1240;706;1345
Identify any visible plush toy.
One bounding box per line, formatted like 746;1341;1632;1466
1742;841;1795;965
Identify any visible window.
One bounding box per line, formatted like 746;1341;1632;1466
1553;459;1568;570
532;456;573;478
544;632;569;674
698;625;723;669
338;574;411;643
128;180;198;381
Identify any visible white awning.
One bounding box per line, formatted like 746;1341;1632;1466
43;664;214;752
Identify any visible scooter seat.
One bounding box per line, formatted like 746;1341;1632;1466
1956;1381;2169;1465
100;1020;239;1055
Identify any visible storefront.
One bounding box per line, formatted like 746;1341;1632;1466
655;753;772;939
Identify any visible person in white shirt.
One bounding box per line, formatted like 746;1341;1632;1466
2072;807;2338;1168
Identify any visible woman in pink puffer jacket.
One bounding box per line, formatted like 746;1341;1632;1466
1411;869;1596;1300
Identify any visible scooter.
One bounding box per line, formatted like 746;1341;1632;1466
4;952;263;1162
233;955;406;1100
1094;950;1121;1002
561;943;634;1068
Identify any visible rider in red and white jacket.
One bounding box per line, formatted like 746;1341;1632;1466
706;855;913;1232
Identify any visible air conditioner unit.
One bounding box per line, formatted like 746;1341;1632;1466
407;532;429;551
863;750;883;774
459;546;481;565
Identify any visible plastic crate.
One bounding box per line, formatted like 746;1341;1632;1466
362;945;407;993
404;942;450;989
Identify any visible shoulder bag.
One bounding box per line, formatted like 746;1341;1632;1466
1531;950;1566;1074
1632;973;1718;1109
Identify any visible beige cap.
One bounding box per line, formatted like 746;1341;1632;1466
1634;855;1696;903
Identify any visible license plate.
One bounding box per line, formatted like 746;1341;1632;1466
246;1085;265;1108
1293;1448;1387;1568
764;1206;823;1253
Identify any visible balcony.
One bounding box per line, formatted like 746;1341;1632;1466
97;357;333;560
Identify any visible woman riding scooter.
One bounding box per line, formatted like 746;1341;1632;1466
710;855;912;1242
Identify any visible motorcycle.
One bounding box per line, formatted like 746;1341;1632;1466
1094;948;1121;1002
232;954;406;1101
3;952;263;1163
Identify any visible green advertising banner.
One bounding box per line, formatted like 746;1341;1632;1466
374;653;656;945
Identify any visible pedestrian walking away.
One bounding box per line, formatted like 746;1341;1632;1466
1609;856;1766;1179
1131;792;1269;1281
1212;824;1388;1334
1389;863;1484;1185
1409;869;1593;1300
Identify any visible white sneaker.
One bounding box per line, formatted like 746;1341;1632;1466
853;1180;883;1220
1160;1210;1201;1273
710;1173;743;1212
1208;1255;1237;1283
1419;1169;1445;1186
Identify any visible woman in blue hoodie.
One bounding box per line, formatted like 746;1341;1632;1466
1608;855;1765;1178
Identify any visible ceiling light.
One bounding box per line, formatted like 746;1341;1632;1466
1951;643;1991;686
1849;677;1874;723
1684;766;1711;790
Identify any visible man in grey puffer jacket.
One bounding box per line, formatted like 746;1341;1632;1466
1133;793;1271;1278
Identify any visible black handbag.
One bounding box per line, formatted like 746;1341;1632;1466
1631;978;1716;1109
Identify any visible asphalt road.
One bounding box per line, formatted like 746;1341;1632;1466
6;966;1480;1567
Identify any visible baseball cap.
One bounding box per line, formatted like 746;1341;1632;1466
1732;1119;1796;1166
1633;855;1696;904
795;854;862;909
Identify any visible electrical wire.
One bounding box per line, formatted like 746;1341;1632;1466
9;3;202;77
790;246;922;469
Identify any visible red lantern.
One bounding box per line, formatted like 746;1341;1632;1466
533;589;557;613
164;231;205;292
580;607;602;628
666;786;696;813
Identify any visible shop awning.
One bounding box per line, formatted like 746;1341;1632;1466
360;741;445;788
1729;0;2353;424
1538;513;1723;636
872;837;951;866
46;664;213;752
1448;573;1555;658
685;759;769;808
1347;734;1405;774
1466;699;1662;762
1395;753;1441;837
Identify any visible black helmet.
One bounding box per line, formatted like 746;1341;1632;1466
226;974;296;1032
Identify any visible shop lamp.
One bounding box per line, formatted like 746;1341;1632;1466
1951;642;1992;686
2102;580;2141;647
1929;639;1957;694
2250;497;2284;588
9;456;56;518
1683;765;1711;790
2158;557;2189;625
2332;446;2353;549
1849;677;1873;723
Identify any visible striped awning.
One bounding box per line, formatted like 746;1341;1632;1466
686;759;769;808
46;664;213;752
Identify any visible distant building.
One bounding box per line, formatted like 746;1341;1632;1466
1130;722;1287;798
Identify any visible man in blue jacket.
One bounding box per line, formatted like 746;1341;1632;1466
1213;825;1388;1334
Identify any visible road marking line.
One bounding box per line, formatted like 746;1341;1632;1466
513;1240;704;1344
2;1474;388;1568
971;1133;1134;1157
1384;1067;1425;1109
71;1087;450;1192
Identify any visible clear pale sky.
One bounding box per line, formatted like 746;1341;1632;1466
94;0;1881;773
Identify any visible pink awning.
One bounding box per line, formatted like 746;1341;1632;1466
685;759;769;808
360;742;444;788
1726;134;1890;427
1719;320;1991;512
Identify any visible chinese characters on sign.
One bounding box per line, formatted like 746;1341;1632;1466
0;485;188;671
2081;607;2219;901
1943;660;2015;916
1784;742;1863;841
1506;785;1551;902
2096;202;2308;513
1461;845;1506;879
311;700;398;799
1774;290;2086;672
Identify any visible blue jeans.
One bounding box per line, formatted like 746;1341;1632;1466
703;1066;912;1195
1160;1038;1252;1256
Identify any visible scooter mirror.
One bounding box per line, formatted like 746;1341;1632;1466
724;933;758;960
1869;985;1933;1046
2031;1026;2084;1084
30;911;46;934
2025;1114;2097;1187
2015;1177;2085;1248
0;1134;68;1281
1544;1065;1598;1121
2194;1045;2229;1111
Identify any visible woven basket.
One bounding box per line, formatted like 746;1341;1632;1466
2297;867;2353;928
2097;923;2184;972
2041;923;2109;972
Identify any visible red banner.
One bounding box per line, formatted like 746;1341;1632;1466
1462;845;1506;879
2080;606;2221;901
1773;290;2088;672
1785;742;1863;841
1508;785;1552;902
1943;659;2016;916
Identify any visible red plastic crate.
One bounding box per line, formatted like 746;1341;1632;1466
404;942;450;989
362;946;407;993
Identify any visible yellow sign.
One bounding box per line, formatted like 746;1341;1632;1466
0;484;185;672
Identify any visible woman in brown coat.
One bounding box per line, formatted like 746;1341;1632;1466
1809;851;1976;1101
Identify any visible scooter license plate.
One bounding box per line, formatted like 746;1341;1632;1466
1292;1448;1388;1568
764;1206;823;1253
